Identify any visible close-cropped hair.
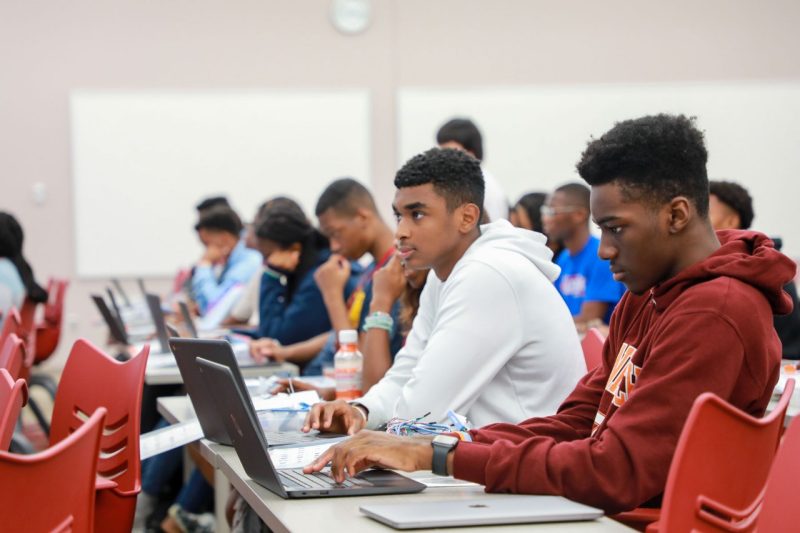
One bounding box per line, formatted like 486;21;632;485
194;205;243;236
255;196;306;227
394;148;485;220
314;178;378;217
195;196;230;213
436;118;484;161
555;182;591;210
576;114;709;217
709;180;754;230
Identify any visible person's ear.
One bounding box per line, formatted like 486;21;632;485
458;203;481;234
355;207;371;226
666;197;691;234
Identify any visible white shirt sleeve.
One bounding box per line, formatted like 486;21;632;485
358;262;524;428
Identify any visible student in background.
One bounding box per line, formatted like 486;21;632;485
709;179;800;359
0;212;47;326
249;204;360;370
224;196;306;327
437;117;508;222
543;182;625;329
190;205;261;315
510;191;563;258
306;114;795;515
304;148;584;434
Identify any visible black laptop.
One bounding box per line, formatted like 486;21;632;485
169;338;322;447
196;356;426;499
144;293;171;354
91;294;129;345
178;301;199;338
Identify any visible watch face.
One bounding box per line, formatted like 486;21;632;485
434;435;459;447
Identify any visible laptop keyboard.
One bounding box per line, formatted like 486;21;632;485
278;468;373;490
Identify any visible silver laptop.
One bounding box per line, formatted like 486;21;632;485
360;495;603;529
196;356;426;499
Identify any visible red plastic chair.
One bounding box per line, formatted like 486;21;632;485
50;339;150;533
581;327;605;371
0;407;106;533
33;278;69;364
172;267;191;295
756;416;800;531
646;379;795;532
0;333;26;380
0;368;27;451
0;307;22;345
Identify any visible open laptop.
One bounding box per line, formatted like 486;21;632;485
196;356;426;499
111;278;132;307
144;293;171;354
178;301;199;338
91;294;129;345
359;496;603;529
169;338;322;447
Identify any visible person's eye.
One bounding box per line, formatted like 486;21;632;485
607;225;623;235
393;212;401;222
412;210;424;220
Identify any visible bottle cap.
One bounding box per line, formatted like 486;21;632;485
338;329;358;344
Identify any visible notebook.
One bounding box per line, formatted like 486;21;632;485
196;356;426;499
360;495;603;529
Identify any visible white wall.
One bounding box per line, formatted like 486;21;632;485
1;0;799;366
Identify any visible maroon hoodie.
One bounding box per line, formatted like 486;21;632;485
453;230;795;513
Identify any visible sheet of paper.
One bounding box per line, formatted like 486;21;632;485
268;441;341;469
251;390;321;412
139;419;204;460
405;471;481;488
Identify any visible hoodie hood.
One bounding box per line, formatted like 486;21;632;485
465;220;561;282
652;229;796;315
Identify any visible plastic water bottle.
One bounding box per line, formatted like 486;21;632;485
334;329;363;400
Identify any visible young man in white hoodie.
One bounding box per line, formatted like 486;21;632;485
304;148;585;434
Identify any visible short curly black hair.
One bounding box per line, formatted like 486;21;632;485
194;205;243;236
576;114;709;218
709;180;754;229
394;148;485;220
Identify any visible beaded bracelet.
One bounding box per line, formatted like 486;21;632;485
362;311;394;333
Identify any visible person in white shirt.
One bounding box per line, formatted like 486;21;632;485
437;117;509;222
304;148;585;434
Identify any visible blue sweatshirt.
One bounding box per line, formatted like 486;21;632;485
257;249;361;346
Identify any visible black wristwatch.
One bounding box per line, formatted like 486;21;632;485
431;435;459;476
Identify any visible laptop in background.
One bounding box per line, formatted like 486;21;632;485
178;301;199;338
196;356;426;499
110;278;132;307
169;338;316;447
360;496;603;529
144;293;171;354
107;287;125;325
91;294;129;345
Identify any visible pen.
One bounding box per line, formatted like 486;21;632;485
288;377;295;395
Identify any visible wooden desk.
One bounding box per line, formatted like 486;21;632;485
156;396;632;533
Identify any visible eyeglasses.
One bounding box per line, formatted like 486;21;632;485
540;206;581;217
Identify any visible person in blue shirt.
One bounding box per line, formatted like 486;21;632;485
542;182;626;327
249;203;360;367
190;205;261;315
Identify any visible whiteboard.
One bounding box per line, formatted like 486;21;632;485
71;90;370;277
398;83;800;257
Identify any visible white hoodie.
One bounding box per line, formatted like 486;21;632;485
359;220;586;429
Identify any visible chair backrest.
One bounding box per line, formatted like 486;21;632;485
0;407;106;533
581;327;605;371
34;278;70;363
172;267;191;295
0;307;22;345
50;339;150;495
657;379;795;532
756;416;800;531
0;333;26;380
0;368;27;451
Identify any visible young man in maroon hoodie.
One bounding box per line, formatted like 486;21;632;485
303;114;796;513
